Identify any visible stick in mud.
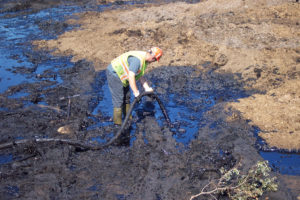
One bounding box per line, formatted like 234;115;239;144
0;92;172;151
67;98;71;119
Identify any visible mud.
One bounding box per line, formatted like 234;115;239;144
0;0;300;199
0;62;296;199
34;0;300;151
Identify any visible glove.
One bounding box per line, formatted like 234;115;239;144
134;91;142;104
134;91;140;98
145;87;153;93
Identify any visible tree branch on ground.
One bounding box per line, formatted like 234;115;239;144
189;161;278;200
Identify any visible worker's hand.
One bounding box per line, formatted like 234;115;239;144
134;90;140;98
134;91;142;104
145;87;153;93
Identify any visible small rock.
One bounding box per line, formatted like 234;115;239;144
57;125;74;134
214;53;228;67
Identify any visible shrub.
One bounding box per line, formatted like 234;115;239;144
190;161;278;200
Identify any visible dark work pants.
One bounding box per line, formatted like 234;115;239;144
106;68;130;108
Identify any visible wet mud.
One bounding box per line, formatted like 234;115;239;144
0;63;296;199
0;0;300;199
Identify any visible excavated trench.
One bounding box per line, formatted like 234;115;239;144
0;0;299;199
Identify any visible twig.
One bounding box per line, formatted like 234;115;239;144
67;98;71;119
189;169;250;200
189;155;244;200
59;94;80;101
0;138;105;151
209;193;217;200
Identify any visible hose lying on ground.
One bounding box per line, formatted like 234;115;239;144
106;91;172;146
0;92;172;151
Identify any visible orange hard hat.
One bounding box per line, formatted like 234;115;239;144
150;47;163;61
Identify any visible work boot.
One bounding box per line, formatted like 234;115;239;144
124;103;132;120
113;107;122;125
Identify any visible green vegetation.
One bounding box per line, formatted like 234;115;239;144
190;161;278;200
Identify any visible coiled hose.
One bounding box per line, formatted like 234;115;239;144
0;92;172;151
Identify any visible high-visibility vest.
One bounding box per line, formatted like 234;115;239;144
111;51;147;87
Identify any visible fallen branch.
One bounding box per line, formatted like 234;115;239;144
0;138;106;151
189;161;278;200
189;173;250;200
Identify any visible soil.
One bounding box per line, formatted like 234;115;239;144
0;0;300;199
34;0;300;151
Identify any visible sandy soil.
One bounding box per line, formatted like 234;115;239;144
34;0;300;151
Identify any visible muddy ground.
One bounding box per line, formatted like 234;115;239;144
35;0;300;151
0;0;300;199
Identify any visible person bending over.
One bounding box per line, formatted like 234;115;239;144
106;47;163;125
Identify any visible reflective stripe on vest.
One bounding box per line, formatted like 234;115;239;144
111;51;147;87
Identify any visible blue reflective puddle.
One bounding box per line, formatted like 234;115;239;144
0;154;13;165
0;4;88;94
8;91;30;99
260;152;300;175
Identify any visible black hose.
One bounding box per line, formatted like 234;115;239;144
0;92;172;151
106;91;172;146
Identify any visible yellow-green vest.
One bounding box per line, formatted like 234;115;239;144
111;51;147;87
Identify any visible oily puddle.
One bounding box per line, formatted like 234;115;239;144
0;0;170;166
87;66;300;176
254;127;300;175
0;3;93;167
0;4;84;94
0;0;190;103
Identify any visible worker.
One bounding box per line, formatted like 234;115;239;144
106;47;163;125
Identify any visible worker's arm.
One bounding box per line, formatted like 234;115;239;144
140;76;153;92
128;71;140;97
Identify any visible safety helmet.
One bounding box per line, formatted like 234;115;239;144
150;47;163;62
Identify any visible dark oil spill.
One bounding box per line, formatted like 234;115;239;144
260;151;300;175
0;5;80;94
0;0;299;193
254;127;300;175
90;65;248;144
90;66;300;176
